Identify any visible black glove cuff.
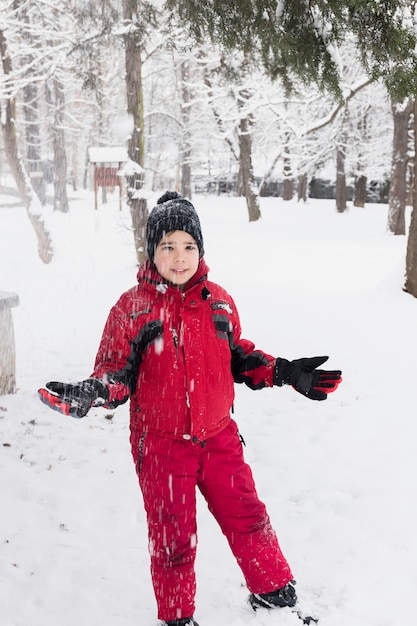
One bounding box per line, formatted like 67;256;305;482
83;378;110;403
273;358;291;386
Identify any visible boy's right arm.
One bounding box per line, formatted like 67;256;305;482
38;300;134;418
38;378;109;418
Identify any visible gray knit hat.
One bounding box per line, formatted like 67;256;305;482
146;191;204;263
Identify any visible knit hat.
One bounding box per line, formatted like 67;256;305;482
146;191;204;263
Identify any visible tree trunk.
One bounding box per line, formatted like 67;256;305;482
123;0;147;265
71;137;78;191
123;1;145;171
387;100;412;235
0;29;53;264
282;135;294;201
237;90;261;222
52;77;69;212
297;173;308;202
180;59;192;199
354;175;367;208
181;149;192;198
23;80;46;205
336;143;347;213
282;178;294;201
21;6;46;206
130;196;148;264
403;100;417;297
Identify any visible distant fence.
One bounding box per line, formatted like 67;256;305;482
193;175;390;203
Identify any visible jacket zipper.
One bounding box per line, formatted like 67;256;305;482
179;297;191;415
180;330;190;408
137;432;146;474
172;328;179;359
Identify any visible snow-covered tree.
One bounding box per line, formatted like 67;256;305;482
0;25;53;263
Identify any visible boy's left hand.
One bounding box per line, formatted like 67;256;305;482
274;356;342;401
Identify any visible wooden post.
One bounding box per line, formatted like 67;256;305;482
0;291;20;395
94;165;98;210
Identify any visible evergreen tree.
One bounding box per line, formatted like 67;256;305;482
166;0;417;296
165;1;417;99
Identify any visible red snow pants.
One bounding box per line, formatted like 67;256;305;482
133;419;293;621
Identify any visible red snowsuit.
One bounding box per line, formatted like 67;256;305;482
91;258;293;621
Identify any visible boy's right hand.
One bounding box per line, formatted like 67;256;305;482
38;378;108;418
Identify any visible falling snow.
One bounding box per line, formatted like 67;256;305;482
1;189;417;626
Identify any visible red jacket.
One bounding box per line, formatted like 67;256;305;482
91;258;276;443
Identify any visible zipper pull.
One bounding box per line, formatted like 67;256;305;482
172;328;178;358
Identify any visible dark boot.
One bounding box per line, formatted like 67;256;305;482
163;618;199;626
249;580;297;610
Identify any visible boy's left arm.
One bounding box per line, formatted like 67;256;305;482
230;316;342;401
273;355;342;400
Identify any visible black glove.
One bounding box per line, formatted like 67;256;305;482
38;378;109;418
274;356;342;401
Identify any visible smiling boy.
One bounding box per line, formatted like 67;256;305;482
39;191;341;626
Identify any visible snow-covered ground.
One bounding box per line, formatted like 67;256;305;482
1;190;416;626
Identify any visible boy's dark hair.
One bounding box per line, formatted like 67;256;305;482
146;191;204;263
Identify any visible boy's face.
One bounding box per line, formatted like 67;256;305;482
153;230;200;288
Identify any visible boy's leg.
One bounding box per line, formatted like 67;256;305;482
136;433;200;621
198;420;293;593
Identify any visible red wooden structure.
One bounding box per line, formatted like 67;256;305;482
88;147;128;210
